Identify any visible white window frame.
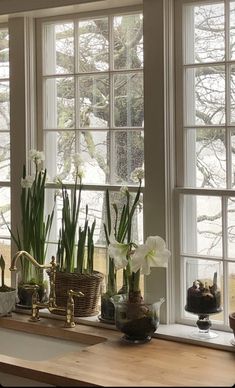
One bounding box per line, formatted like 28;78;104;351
174;0;235;331
7;0;173;325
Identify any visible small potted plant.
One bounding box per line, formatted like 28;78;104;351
2;149;55;307
52;155;104;317
100;168;143;323
0;255;16;317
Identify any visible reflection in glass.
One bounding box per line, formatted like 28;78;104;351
43;22;74;75
0;81;9;131
44;77;75;129
79;18;109;72
230;66;235;124
227;198;235;259
0;133;10;181
0;187;10;235
0;29;9;79
185;66;225;126
182;195;222;257
185;128;226;188
228;262;235;314
184;3;225;64
112;130;144;184
114;73;143;127
113;14;143;70
79;75;109;128
230;2;235;60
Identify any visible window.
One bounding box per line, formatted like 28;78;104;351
37;11;144;288
0;25;10;285
175;0;235;329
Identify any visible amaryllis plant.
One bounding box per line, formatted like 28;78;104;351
108;234;170;302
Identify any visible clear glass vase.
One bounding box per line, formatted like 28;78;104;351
114;294;164;344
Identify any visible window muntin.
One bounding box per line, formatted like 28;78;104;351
178;0;235;326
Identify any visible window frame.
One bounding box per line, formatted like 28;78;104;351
174;0;235;331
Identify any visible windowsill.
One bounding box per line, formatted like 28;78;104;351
14;307;235;353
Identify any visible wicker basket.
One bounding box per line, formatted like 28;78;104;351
51;270;104;317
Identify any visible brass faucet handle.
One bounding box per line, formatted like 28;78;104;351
67;289;84;298
22;284;40;291
64;289;84;328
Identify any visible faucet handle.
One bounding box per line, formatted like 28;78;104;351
64;289;84;328
68;289;84;298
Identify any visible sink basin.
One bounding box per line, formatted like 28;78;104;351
0;327;91;361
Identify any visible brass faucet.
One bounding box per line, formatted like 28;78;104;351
10;250;84;328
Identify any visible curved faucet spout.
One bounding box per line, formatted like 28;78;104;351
10;250;52;271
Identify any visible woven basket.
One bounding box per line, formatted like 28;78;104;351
51;270;104;317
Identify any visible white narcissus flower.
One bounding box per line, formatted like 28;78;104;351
28;149;45;165
108;237;129;270
131;235;170;275
21;175;34;188
130;167;144;183
120;186;129;197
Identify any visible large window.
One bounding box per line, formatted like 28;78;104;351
0;25;10;285
37;11;144;285
176;0;235;329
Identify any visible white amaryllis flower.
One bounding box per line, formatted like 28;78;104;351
131;236;170;275
28;149;45;164
108;237;129;270
21;175;35;188
130;167;144;183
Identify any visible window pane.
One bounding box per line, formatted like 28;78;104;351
112;130;144;185
184;3;224;64
182;195;222;257
0;239;11;286
230;1;235;60
44;77;75;129
45;131;75;182
108;190;143;244
113;14;143;70
0;133;10;181
184;257;223;322
185;66;225;126
0;29;9;78
228;198;235;259
79;130;108;184
79;75;109;128
185;128;226;188
230;65;235;124
78;18;109;72
228;262;235;314
43;22;74;75
0;187;10;235
45;130;109;184
0;80;9;130
114;73;143;127
231;129;235;187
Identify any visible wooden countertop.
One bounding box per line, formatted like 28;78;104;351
0;313;234;387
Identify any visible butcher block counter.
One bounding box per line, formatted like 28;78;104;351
0;313;234;387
